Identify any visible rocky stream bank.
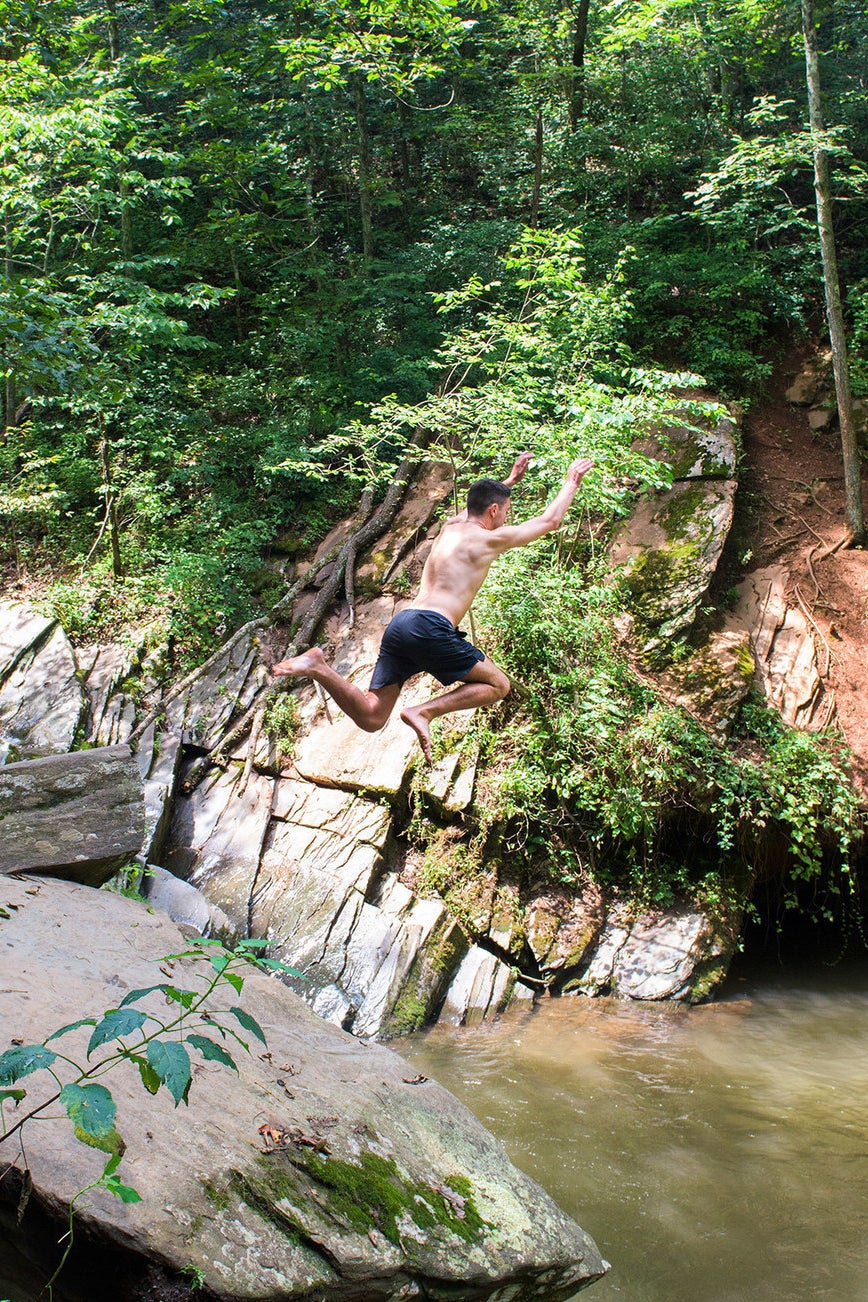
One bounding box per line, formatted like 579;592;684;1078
2;355;865;1299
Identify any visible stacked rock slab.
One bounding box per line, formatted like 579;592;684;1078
0;746;144;885
0;603;84;762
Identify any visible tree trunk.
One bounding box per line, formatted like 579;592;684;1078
530;109;543;227
569;0;591;131
801;0;864;542
352;76;375;269
107;0;120;61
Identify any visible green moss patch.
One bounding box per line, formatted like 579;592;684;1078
249;1148;491;1250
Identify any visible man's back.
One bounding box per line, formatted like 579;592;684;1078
412;517;501;626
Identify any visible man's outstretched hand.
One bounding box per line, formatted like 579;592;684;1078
567;457;594;485
504;451;533;487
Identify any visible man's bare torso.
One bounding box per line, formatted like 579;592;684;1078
410;517;500;626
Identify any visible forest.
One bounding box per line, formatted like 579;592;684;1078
2;0;867;923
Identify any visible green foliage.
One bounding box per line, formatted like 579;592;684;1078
466;555;862;914
264;692;302;761
848;278;868;397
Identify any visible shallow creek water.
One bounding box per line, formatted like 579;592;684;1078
399;959;868;1302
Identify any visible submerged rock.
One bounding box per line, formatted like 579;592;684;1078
439;945;517;1026
0;878;607;1301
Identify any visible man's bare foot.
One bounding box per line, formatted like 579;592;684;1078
400;705;433;763
273;646;326;678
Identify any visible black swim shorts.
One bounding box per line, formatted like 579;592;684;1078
369;609;486;690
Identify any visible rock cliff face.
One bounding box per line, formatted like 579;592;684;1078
0;408;843;1037
0;877;606;1301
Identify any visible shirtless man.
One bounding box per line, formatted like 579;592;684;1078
273;454;593;761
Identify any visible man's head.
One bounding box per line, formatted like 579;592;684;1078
467;478;511;526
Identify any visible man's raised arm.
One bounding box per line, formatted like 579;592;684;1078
502;451;533;488
446;451;534;524
490;458;593;550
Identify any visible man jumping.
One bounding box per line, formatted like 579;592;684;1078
273;454;593;761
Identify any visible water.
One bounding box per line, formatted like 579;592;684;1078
399;960;868;1302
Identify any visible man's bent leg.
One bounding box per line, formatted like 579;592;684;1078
273;648;401;731
400;658;510;761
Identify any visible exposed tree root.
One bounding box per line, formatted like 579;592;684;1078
177;450;423;794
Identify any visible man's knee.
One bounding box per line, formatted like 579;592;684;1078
360;708;392;732
359;717;387;733
491;671;511;701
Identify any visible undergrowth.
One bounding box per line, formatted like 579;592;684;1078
437;547;866;922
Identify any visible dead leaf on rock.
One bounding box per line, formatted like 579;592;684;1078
429;1181;466;1216
402;1074;428;1085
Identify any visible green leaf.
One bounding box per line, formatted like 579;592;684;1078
102;1173;142;1204
128;1053;161;1095
0;1088;26;1104
44;1018;97;1043
59;1083;116;1138
73;1124;125;1156
222;971;244;995
163;940;223;961
103;1152;123;1178
164;986;195;1010
118;984;167;1008
226;1006;267;1046
87;1009;148;1057
187;1034;237;1071
256;958;305;978
146;1040;192;1106
0;1044;57;1084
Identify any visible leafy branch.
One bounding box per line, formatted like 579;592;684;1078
0;937;299;1188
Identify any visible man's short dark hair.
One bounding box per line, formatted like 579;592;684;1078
467;478;511;517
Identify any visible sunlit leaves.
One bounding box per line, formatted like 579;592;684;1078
87;1009;149;1058
0;1044;58;1084
146;1039;193;1107
59;1083;117;1139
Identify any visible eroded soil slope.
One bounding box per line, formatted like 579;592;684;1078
737;342;868;794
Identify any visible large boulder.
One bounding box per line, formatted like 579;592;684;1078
611;410;739;663
162;762;276;930
0;746;144;885
0;878;607;1301
610;479;737;661
570;903;740;1003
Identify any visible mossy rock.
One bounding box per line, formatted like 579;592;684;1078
611;479;737;663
